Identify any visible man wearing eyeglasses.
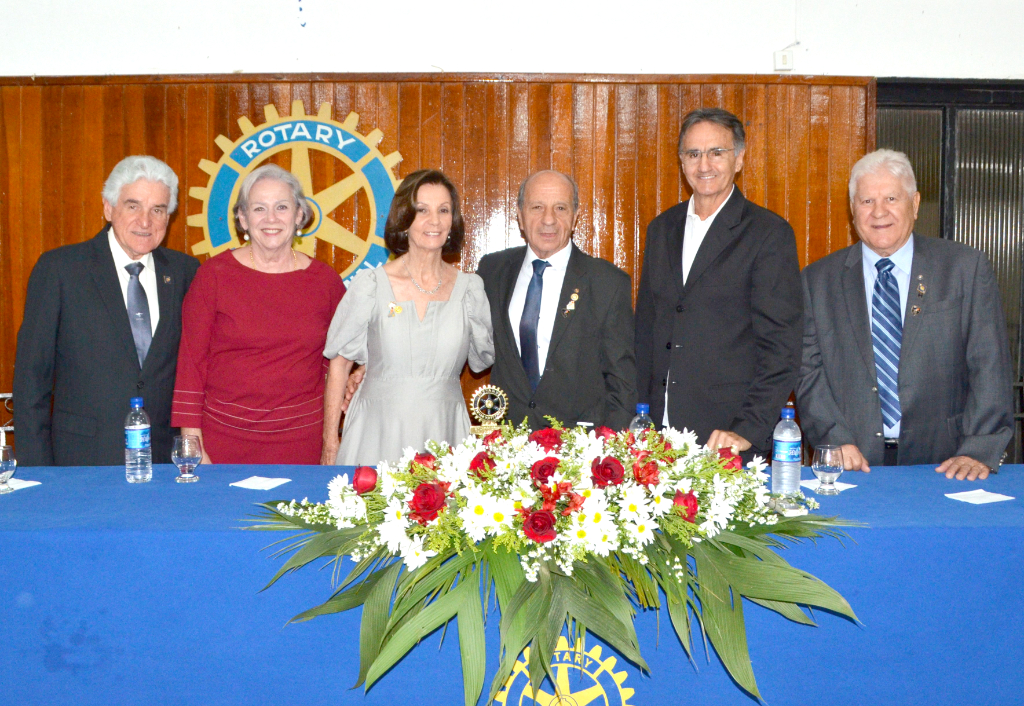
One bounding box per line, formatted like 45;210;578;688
635;108;802;460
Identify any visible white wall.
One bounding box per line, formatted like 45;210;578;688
2;0;1022;79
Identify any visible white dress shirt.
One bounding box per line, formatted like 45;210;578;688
861;234;914;439
508;241;572;377
664;188;735;427
108;227;160;336
681;185;734;284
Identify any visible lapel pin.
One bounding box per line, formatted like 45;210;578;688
163;275;172;284
388;301;403;317
917;283;926;297
911;305;921;316
562;289;580;318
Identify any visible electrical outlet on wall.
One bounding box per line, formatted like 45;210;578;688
774;49;794;71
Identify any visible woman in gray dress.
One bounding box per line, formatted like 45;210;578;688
321;169;494;466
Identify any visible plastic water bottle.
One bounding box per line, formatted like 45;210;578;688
771;406;801;505
629;403;655;435
125;397;153;483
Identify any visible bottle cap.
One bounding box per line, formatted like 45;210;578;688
780;406;795;419
636;403;650;414
130;397;144;408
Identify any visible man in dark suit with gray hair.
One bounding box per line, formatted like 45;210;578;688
477;170;636;431
636;107;803;459
14;155;200;466
797;149;1012;480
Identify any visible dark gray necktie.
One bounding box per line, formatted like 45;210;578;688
519;259;550;392
125;262;152;368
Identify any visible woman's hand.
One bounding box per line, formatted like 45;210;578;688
320;436;340;465
342;365;365;412
182;427;213;465
323;356;355;464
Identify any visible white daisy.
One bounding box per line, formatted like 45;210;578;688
618;485;651;522
400;535;436;571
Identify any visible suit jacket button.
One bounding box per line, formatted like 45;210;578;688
528;401;537;409
875;432;883;437
676;305;684;313
137;381;145;389
662;379;667;386
665;342;672;349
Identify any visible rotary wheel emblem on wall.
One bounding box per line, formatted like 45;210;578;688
187;100;402;283
494;636;635;706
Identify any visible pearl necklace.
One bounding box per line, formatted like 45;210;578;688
404;259;443;295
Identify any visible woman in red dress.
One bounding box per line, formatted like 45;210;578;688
171;164;345;464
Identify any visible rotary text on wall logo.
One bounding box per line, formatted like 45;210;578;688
188;100;402;284
494;636;635;706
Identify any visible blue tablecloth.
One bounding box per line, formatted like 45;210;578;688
2;464;1022;705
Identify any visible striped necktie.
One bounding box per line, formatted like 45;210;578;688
871;258;902;429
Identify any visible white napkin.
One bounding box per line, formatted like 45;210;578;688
230;476;291;490
945;488;1015;504
800;479;857;493
4;478;41;491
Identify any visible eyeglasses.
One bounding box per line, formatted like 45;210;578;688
680;148;735;165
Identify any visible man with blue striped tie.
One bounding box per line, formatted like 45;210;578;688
797;149;1013;481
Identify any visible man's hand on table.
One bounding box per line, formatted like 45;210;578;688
936;456;991;481
840;444;871;472
706;430;751;454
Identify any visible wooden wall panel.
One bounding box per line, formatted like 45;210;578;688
0;73;875;417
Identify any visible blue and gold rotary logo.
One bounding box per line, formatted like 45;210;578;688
187;100;401;284
495;636;635;706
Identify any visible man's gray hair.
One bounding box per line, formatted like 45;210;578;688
517;170;580;213
677;108;746;154
849;149;918;202
233;164;314;231
102;156;179;213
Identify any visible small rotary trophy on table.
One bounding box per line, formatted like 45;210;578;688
470;385;509;438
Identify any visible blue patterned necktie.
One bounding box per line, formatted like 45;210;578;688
519;259;550;392
871;258;902;429
125;262;152;368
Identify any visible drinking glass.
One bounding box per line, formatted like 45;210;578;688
811;445;844;495
172;435;202;483
0;445;16;494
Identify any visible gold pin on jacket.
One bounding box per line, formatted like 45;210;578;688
562;289;580;317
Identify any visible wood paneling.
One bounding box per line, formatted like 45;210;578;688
0;73;875;412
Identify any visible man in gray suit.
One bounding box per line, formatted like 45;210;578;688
797;149;1012;480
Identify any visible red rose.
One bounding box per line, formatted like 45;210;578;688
591;456;626;487
529;428;564;452
412;452;437;471
482;429;505;446
633;460;660;487
674;490;699;523
352;466;377;494
593;426;617;442
717;447;743;471
409;481;448;524
531;457;561;486
469;451;496;480
522;510;558;543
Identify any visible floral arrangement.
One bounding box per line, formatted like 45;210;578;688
252;421;857;705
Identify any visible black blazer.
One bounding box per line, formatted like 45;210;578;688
477;244;636;431
14;229;200;466
635;189;802;455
